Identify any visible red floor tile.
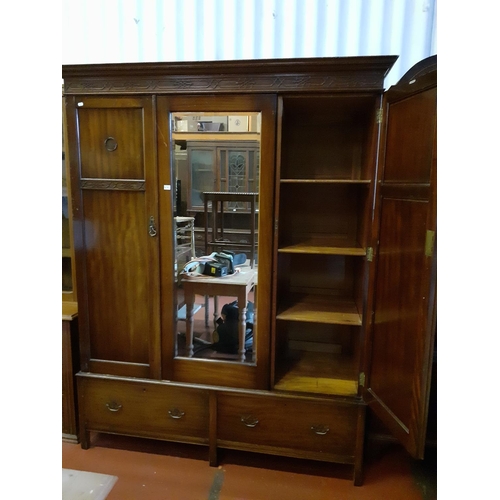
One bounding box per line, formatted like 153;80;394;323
62;433;436;500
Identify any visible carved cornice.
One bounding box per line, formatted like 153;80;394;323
63;57;398;95
80;179;146;191
64;72;385;95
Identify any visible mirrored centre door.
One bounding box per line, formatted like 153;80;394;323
157;94;277;390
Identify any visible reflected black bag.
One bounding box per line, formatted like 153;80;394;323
214;251;246;274
202;261;228;277
201;251;246;277
212;301;254;354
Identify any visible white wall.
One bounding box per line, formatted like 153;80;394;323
62;0;437;89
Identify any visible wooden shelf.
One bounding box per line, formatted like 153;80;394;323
278;239;366;256
172;132;260;141
62;301;78;321
277;295;362;326
280;179;370;184
274;351;358;396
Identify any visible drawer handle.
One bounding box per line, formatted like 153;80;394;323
241;415;259;428
168;408;185;419
311;425;330;436
105;402;122;412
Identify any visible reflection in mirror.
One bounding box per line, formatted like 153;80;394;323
172;112;261;364
62;124;73;295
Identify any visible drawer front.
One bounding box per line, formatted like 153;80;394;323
217;393;359;458
80;377;209;442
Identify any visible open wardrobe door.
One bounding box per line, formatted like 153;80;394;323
365;56;437;459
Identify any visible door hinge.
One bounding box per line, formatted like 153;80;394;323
376;109;383;124
366;247;373;262
359;372;365;387
425;230;435;257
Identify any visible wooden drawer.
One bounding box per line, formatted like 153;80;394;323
79;376;209;443
217;392;360;462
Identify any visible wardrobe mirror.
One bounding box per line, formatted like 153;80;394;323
171;111;261;364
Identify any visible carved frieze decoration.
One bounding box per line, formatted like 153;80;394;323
64;71;384;95
80;179;146;191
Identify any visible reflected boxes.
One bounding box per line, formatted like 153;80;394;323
228;116;249;132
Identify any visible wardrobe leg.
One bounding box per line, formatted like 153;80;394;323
80;429;90;450
353;404;366;486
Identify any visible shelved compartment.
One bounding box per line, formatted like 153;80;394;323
277;183;371;253
280;95;379;181
274;320;361;397
273;93;376;398
276;253;365;325
273;253;364;397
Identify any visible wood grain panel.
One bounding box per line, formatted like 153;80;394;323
172;358;258;389
369;197;428;431
78;106;145;180
83;190;149;364
383;88;436;183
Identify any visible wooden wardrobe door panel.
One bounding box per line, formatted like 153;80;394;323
67;96;160;379
367;56;436;459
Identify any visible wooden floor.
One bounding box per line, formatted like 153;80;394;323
62;433;437;500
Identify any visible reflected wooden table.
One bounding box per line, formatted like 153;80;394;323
62;301;79;443
181;269;257;361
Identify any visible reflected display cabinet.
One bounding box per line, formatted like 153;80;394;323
185;140;259;211
181;139;260;254
63;55;436;485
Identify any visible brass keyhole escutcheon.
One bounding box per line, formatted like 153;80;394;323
148;216;157;237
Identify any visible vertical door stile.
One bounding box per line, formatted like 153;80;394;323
156;96;177;381
147;95;162;380
359;93;385;397
270;95;284;388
